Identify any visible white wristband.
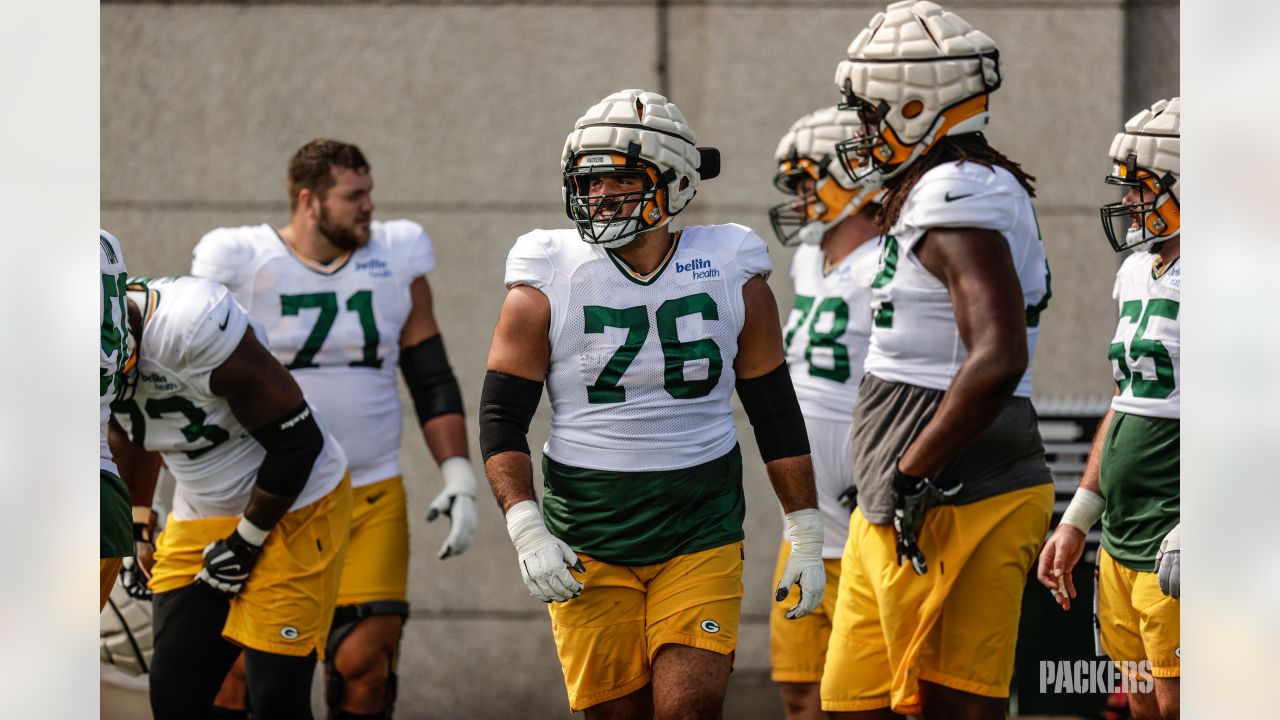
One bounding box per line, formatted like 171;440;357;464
236;516;271;547
1060;487;1105;533
440;456;477;496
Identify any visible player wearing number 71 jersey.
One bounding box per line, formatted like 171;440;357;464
1038;97;1181;720
192;139;477;718
482;89;823;717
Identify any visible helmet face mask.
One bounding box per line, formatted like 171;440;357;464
1100;153;1181;253
564;153;667;248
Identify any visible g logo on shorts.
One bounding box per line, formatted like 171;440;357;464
280;626;300;640
700;619;721;634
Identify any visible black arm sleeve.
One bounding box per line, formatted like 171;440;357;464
735;362;811;463
478;370;543;461
250;401;325;498
400;334;465;424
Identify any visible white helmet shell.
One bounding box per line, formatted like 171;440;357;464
562;89;704;216
1109;97;1180;197
101;582;154;676
774;106;862;191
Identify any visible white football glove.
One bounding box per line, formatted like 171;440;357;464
1154;522;1180;599
427;457;478;559
776;508;826;619
504;500;584;603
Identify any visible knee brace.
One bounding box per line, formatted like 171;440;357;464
325;601;409;719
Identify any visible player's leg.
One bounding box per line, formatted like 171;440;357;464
243;647;319;719
328;610;406;717
1152;677;1179;719
780;683;824;720
921;484;1053;720
583;685;655;720
650;644;732;720
326;476;411;717
148;582;242;719
1097;547;1179;720
99;557;124;610
211;652;248;718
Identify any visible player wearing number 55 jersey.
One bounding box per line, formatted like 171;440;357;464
193;139;477;718
482;89;823;718
767;107;884;720
106;276;351;719
1039;98;1181;720
823;4;1053;717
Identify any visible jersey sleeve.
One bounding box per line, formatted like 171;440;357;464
898;169;1017;250
191;227;253;288
381;219;437;279
734;226;773;283
148;280;250;395
505;232;557;291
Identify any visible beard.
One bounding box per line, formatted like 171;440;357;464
317;205;371;251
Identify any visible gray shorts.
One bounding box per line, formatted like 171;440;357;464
851;373;1052;525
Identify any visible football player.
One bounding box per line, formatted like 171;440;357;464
1038;97;1181;720
481;89;824;718
767;108;884;720
107;276;351;719
820;3;1054;718
100;230;134;610
192;139;477;719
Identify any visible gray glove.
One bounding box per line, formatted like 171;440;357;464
1154;523;1180;599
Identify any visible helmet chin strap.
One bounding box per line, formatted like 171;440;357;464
797;201;855;246
591;198;660;249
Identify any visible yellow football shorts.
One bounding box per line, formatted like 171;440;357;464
822;483;1053;715
337;476;409;607
150;476;352;658
547;541;744;712
100;557;124;610
770;539;842;683
1097;547;1180;678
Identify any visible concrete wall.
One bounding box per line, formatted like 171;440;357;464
101;2;1177;717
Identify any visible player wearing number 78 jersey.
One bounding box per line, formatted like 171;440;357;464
1038;97;1181;720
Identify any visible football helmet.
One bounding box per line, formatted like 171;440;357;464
1100;97;1180;253
832;1;1002;187
562;89;720;248
769;106;886;247
101;580;154;676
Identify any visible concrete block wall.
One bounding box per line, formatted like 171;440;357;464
101;2;1177;717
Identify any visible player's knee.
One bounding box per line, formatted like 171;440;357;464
778;682;820;718
333;635;392;689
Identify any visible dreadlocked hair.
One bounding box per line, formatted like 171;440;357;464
876;133;1037;231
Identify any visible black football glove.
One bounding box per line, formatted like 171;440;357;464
196;529;264;597
892;469;961;576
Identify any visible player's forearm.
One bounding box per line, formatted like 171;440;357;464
1079;406;1115;495
898;345;1024;478
241;486;294;532
765;454;818;514
421;412;469;464
484;451;538;514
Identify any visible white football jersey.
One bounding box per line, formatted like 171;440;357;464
111;277;347;519
1109;252;1180;419
506;224;772;471
863;162;1050;397
192;220;435;488
100;231;130;477
783;240;880;422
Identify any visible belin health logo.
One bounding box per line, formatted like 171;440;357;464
676;258;720;280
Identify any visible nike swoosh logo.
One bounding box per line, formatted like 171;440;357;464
366;491;387;505
217;311;231;331
944;192;973;202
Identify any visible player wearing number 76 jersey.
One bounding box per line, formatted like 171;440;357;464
482;89;822;717
1038;97;1181;720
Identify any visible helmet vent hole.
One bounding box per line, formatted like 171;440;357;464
902;100;924;119
635;98;645;118
679;176;690;191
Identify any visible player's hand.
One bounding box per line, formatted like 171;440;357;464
891;470;960;576
776;508;825;619
837;485;857;509
427;457;478;559
196;529;264;597
121;516;157;601
1037;524;1087;611
504;500;584;603
1154;523;1180;599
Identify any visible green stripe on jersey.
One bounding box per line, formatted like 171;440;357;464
1100;412;1179;571
541;445;744;566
